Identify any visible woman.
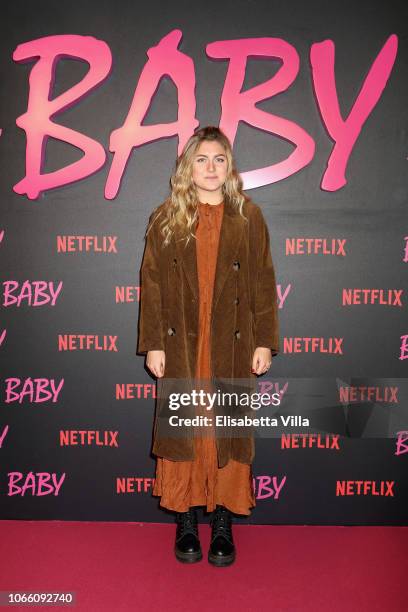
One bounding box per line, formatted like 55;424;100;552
137;126;279;566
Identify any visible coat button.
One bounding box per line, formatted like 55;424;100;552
234;297;240;305
234;329;240;339
168;327;176;336
233;261;240;271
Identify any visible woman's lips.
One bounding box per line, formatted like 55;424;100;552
206;177;218;179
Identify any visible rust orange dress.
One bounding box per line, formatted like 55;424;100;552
152;200;256;516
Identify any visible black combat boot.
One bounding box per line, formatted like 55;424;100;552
208;504;236;567
174;508;202;563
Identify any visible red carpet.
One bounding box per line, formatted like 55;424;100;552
0;521;406;611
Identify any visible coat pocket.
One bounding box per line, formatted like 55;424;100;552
249;311;255;361
162;307;169;349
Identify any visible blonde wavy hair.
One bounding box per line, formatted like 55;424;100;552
145;126;249;248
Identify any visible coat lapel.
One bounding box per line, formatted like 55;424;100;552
175;199;246;312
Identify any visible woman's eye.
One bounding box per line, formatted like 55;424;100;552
196;157;225;162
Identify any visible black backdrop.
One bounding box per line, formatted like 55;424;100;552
0;0;407;524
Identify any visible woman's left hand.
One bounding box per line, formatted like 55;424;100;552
252;347;272;375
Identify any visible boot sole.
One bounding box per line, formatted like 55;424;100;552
174;547;203;563
208;551;236;567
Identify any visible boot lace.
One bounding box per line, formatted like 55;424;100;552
176;509;199;538
210;506;233;543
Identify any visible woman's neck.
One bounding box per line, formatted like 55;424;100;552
195;188;224;205
199;199;224;206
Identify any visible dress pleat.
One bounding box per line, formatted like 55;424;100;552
152;200;256;515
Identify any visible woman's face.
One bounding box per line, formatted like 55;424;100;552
191;140;228;199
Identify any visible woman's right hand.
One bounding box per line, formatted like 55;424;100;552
146;350;166;378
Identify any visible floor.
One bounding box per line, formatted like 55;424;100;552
0;521;406;611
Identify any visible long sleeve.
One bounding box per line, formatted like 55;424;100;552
253;206;280;356
137;213;165;354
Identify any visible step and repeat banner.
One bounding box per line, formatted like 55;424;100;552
0;0;407;524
